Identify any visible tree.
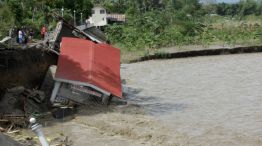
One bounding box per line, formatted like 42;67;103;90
256;1;262;15
45;0;64;8
63;0;93;18
6;0;23;25
0;3;15;38
239;0;257;16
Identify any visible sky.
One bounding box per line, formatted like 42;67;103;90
216;0;240;3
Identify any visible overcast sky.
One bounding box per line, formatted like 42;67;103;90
216;0;240;3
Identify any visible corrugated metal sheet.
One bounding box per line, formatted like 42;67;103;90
55;37;122;98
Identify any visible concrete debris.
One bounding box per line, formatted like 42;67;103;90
0;86;26;116
0;133;23;146
52;107;76;119
0;87;48;127
40;65;57;100
0;127;5;132
24;89;45;103
0;114;27;129
0;36;12;44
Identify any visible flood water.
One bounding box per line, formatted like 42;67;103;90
22;53;262;146
121;53;262;145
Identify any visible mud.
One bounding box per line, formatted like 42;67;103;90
18;105;174;146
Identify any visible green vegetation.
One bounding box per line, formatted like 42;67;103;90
101;0;262;51
0;0;93;38
103;0;204;50
1;0;262;53
0;3;15;38
200;15;262;47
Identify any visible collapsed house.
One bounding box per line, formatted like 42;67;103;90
50;37;122;107
0;17;123;131
49;18;107;52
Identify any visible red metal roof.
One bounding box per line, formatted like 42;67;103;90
55;37;122;98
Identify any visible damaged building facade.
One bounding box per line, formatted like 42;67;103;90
0;17;123;145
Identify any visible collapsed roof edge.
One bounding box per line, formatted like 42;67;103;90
51;14;106;50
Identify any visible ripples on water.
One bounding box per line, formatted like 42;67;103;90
122;53;262;145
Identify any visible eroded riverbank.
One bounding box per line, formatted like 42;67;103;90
10;52;262;146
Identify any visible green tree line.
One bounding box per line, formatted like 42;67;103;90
0;0;93;38
102;0;262;50
1;0;262;50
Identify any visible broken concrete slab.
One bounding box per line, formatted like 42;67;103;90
40;65;57;100
0;36;11;44
0;133;24;146
0;87;25;115
0;87;49;127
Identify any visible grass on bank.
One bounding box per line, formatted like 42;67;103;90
112;15;262;63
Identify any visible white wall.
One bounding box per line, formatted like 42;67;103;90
88;6;107;27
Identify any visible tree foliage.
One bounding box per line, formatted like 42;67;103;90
204;0;262;17
1;0;262;49
105;0;204;50
105;0;262;50
0;3;15;38
3;0;93;29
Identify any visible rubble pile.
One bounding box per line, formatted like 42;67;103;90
0;86;48;128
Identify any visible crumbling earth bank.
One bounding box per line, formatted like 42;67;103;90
0;48;58;95
0;48;58;135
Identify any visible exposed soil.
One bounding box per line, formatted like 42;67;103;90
130;45;262;63
0;48;58;96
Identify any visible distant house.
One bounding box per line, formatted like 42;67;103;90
88;6;108;27
87;6;126;27
107;14;126;24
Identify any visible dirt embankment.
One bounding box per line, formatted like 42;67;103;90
130;45;262;63
0;48;58;95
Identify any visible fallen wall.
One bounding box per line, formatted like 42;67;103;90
130;45;262;63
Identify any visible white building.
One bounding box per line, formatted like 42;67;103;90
88;6;107;27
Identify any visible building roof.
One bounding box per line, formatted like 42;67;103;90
107;14;126;22
55;37;122;98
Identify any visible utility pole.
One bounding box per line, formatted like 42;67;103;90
80;12;83;25
32;7;35;22
74;10;76;26
61;7;64;17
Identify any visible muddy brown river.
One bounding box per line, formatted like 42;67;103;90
121;53;262;146
17;53;262;146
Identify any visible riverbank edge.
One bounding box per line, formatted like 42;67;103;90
128;45;262;63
